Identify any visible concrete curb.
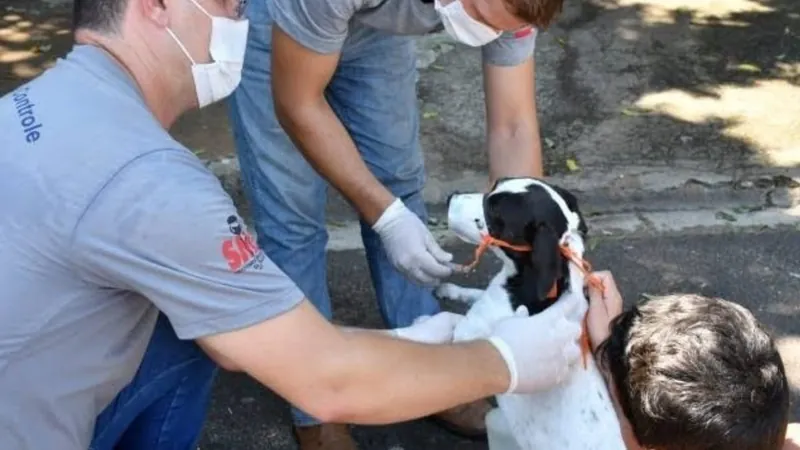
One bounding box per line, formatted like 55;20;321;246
204;156;800;252
206;155;800;208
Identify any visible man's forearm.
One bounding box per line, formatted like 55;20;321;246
275;98;394;225
487;123;544;182
207;300;510;425
315;329;509;424
482;58;543;181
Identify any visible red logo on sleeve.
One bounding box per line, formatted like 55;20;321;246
221;215;263;272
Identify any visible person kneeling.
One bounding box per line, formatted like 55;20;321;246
587;272;790;450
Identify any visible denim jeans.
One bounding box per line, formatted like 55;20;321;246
89;313;218;450
228;0;441;427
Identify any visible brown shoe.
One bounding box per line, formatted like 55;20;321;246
429;398;493;440
293;423;359;450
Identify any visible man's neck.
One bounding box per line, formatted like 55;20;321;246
74;29;190;129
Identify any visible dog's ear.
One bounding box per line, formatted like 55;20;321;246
552;185;588;236
526;224;563;302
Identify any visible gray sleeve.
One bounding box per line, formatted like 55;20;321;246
268;0;358;54
481;27;538;67
70;149;305;340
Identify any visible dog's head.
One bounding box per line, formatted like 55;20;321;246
446;177;588;313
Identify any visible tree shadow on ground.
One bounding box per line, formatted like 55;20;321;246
0;1;72;93
547;0;799;172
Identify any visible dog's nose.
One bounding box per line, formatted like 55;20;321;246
446;191;461;207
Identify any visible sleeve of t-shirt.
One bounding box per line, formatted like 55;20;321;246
70;148;306;340
481;27;538;67
269;0;357;54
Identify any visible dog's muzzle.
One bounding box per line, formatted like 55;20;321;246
446;192;486;245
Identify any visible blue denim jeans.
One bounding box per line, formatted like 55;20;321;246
228;0;441;427
89;314;218;449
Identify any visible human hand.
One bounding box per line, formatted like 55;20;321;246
372;198;455;286
784;423;800;450
486;293;585;394
390;312;465;344
586;270;624;352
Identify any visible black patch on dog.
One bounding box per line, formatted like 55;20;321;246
484;181;587;314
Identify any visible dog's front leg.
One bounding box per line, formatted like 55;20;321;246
434;283;486;306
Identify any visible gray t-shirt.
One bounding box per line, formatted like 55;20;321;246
0;45;304;449
269;0;538;66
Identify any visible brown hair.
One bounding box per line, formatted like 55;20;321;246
596;294;790;450
505;0;565;29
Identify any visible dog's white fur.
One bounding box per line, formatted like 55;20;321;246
437;178;626;450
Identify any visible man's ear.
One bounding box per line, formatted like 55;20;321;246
526;224;562;302
140;0;171;27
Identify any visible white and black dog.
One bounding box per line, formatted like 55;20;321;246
436;177;626;450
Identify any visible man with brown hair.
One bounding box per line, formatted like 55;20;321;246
228;0;563;447
586;272;791;450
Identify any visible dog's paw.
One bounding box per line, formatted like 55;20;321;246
435;283;484;305
434;282;462;301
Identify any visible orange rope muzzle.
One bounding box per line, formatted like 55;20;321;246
459;234;604;369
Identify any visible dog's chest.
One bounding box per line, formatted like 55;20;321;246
452;281;514;342
451;265;627;450
496;357;626;450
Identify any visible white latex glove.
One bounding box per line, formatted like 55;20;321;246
486;293;585;394
372;198;454;286
390;312;465;344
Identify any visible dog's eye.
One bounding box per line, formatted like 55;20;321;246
474;218;485;230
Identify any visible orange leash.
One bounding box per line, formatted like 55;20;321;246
459;234;533;273
460;234;604;369
560;245;604;369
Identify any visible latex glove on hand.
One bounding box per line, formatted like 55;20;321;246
390;312;465;344
486;292;586;394
372;198;455;286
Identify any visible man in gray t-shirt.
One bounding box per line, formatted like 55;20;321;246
227;0;565;445
0;0;585;449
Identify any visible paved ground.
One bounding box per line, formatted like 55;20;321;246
2;0;800;449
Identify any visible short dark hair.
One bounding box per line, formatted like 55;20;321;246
597;294;790;450
73;0;128;32
505;0;565;29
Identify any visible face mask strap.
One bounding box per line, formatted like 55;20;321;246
187;0;214;19
166;27;198;65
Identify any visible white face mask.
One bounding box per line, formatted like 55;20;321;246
167;0;249;108
434;0;501;47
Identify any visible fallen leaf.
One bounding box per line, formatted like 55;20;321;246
431;64;445;71
621;107;644;116
734;63;761;73
544;137;555;148
565;158;580;172
556;37;567;47
715;211;738;222
422;111;438;119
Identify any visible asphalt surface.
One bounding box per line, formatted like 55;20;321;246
197;226;800;450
